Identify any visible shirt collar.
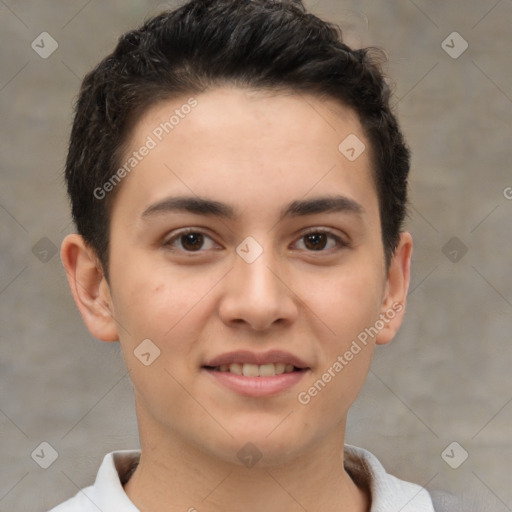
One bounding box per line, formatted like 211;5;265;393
344;444;435;512
90;446;435;512
93;450;141;511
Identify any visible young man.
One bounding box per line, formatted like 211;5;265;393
52;0;455;510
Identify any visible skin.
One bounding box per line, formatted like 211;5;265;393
61;86;412;512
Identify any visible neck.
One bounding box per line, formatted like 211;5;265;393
124;405;370;512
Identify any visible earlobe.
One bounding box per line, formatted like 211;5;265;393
60;234;119;342
375;231;413;346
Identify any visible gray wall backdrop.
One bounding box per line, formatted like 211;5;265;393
1;0;511;510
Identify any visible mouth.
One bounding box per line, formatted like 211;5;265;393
202;350;310;397
203;362;305;376
202;350;310;375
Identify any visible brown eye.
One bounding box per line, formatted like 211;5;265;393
164;229;218;253
304;233;328;251
181;232;204;251
294;230;347;252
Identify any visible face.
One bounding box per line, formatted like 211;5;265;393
78;86;411;467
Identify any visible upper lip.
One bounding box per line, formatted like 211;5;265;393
203;350;310;369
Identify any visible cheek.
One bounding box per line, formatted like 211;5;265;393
110;260;218;358
302;263;384;340
294;259;383;398
110;270;206;409
294;270;381;423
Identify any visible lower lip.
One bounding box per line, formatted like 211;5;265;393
203;368;308;397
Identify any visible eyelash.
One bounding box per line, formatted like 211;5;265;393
163;228;349;254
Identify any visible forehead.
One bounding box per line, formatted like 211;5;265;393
112;86;379;225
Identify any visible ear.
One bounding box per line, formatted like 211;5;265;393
375;231;413;346
60;234;119;342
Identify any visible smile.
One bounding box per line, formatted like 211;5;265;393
206;363;299;376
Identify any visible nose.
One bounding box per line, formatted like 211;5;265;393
218;245;299;332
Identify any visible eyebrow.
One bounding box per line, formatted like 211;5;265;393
141;194;365;221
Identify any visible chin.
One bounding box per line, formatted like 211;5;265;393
208;422;317;469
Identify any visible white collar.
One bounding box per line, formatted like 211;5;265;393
52;445;435;511
344;445;435;511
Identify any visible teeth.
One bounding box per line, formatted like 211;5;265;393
242;363;259;377
258;363;275;377
229;363;243;375
275;363;285;374
214;363;298;376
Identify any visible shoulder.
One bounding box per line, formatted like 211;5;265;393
429;490;465;512
47;487;96;512
344;445;469;512
430;488;501;512
46;450;141;512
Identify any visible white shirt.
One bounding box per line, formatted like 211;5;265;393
48;445;438;511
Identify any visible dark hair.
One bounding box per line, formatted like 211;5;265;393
65;0;410;278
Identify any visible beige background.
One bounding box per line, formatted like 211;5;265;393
1;0;511;510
